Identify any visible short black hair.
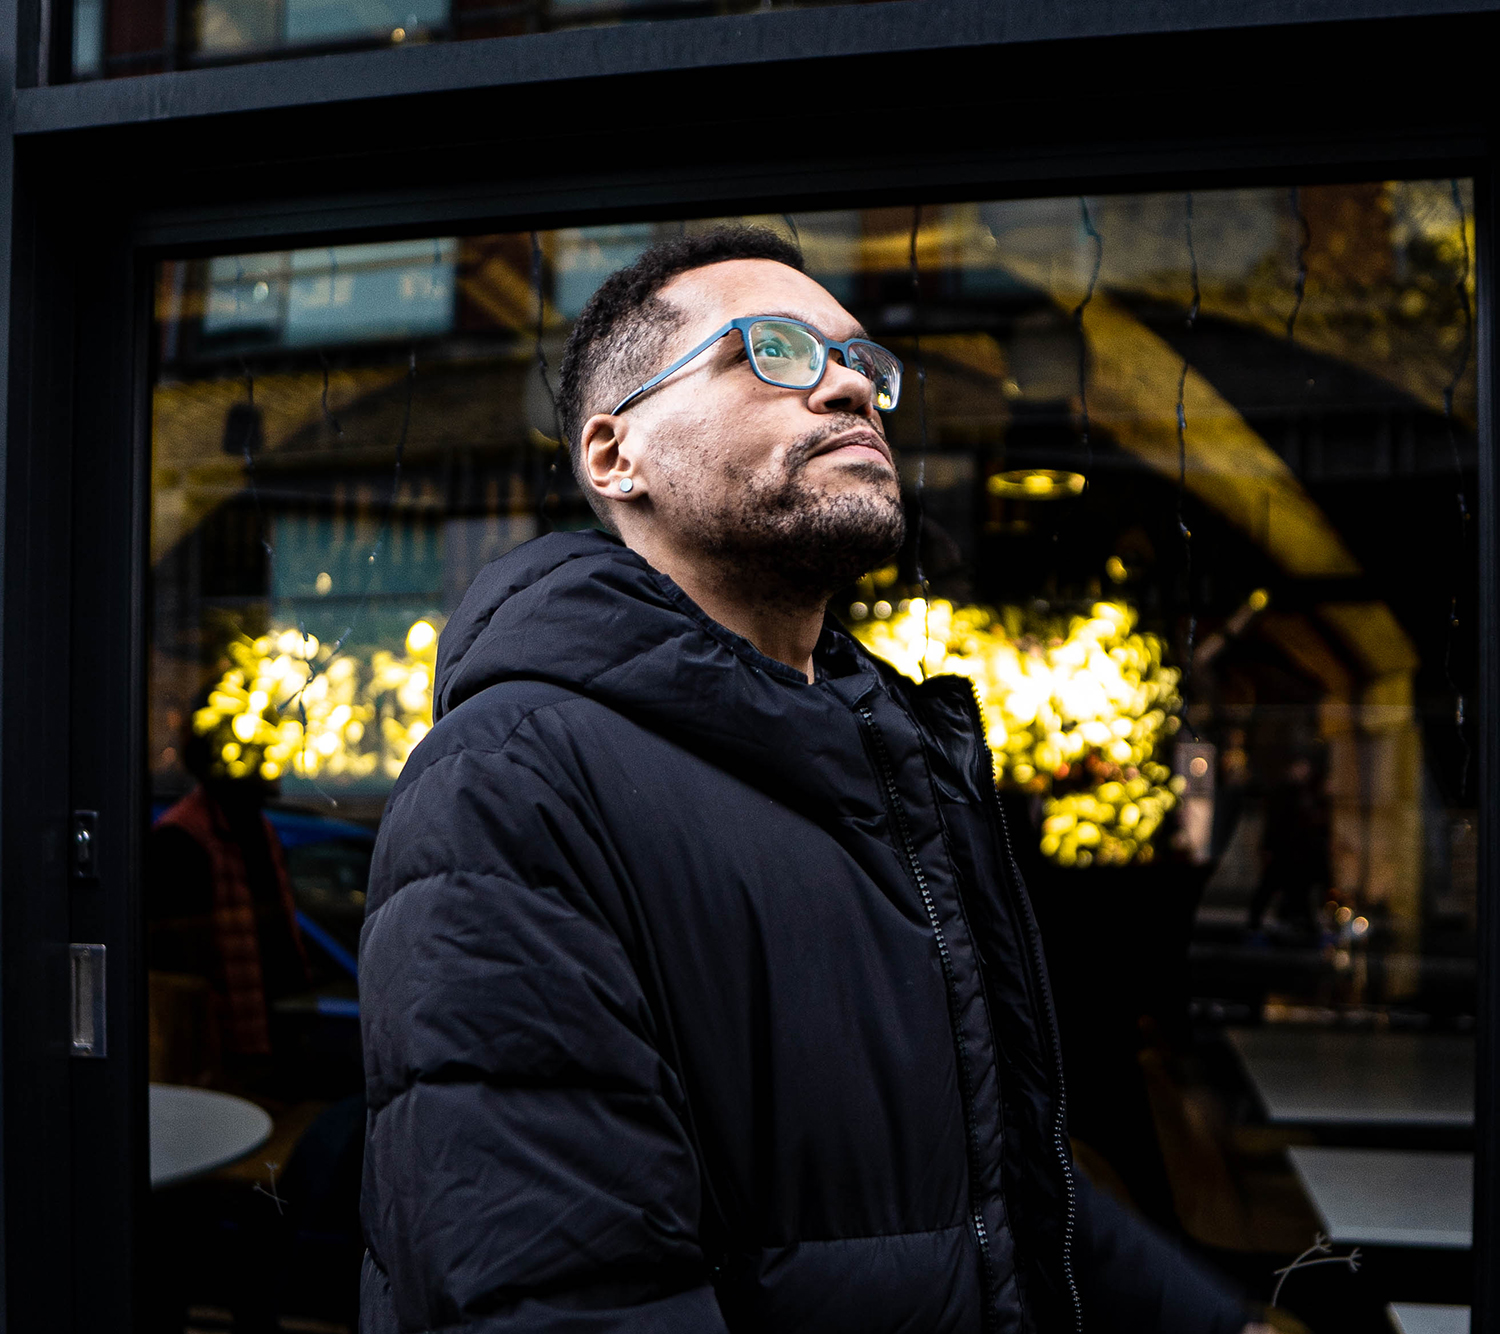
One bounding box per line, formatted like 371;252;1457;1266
557;225;805;523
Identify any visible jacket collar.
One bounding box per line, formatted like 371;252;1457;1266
436;530;887;810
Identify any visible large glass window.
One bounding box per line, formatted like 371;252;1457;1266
147;180;1477;1332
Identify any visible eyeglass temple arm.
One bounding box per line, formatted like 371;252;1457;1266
609;322;739;416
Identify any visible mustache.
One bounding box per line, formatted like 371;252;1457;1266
786;415;891;468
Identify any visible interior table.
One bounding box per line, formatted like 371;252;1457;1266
1286;1147;1472;1249
149;1084;274;1189
1387;1305;1470;1334
1227;1028;1473;1126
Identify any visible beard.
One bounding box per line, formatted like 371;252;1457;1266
688;416;906;606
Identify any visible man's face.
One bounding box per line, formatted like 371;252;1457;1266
596;258;906;596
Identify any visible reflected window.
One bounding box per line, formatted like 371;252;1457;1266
71;0;889;79
147;183;1478;1331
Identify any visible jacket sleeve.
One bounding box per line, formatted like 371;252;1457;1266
359;732;730;1334
1074;1173;1252;1334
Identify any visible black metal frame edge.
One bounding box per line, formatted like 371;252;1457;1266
1474;160;1498;1334
131;136;1488;256
13;0;1500;135
0;0;15;1309
3;124;79;1334
1;153;152;1334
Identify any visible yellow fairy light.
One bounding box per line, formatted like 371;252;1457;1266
190;614;446;786
853;597;1181;867
405;619;438;655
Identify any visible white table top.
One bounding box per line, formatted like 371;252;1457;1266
149;1084;273;1189
1287;1147;1472;1249
1228;1028;1474;1126
1388;1305;1470;1334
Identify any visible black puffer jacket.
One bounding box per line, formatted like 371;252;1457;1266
360;530;1250;1334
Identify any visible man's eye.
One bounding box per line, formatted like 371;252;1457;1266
754;337;791;360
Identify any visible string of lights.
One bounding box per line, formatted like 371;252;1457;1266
1443;178;1474;531
318;349;345;437
1442;178;1475;797
210;341;419;798
531;230;565;526
855;599;1184;867
235;361;276;579
1073;196;1103;486
1285;185;1310;343
353;349;415;588
908;203;932;660
1174;193;1201;712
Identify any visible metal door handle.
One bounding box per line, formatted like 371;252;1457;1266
69;944;106;1058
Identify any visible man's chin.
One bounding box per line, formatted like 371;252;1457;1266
770;493;906;594
695;465;905;600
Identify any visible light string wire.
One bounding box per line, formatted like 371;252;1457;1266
1283;186;1313;559
532;230;565;528
1073;197;1103;487
307;348;415;669
234;356;322;796
276;347;417;805
1174;192;1201;724
236;361;277;584
232;359;336;794
908;204;932;672
209;246;447;806
1270;1233;1361;1308
1441;178;1476;797
1444;178;1474;527
1286;185;1310;343
1278;187;1314;582
252;1160;286;1215
318;349;345;437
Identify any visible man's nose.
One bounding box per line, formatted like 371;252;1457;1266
807;352;878;419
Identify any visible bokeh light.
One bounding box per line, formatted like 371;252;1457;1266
853;598;1184;867
191;616;444;784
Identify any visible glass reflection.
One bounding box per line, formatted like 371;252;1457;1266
148;184;1477;1332
72;0;885;79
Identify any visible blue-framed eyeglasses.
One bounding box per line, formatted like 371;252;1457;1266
610;315;904;416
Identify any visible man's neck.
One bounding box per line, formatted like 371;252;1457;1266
629;535;827;683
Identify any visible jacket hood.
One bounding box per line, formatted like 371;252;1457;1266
436;530;886;791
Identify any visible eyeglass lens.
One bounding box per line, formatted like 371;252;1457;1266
847;342;901;411
747;320;825;388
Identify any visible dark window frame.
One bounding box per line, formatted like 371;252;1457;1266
0;3;1494;1329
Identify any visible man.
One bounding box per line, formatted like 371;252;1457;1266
360;228;1267;1333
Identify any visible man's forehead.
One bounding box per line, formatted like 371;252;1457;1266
663;259;866;338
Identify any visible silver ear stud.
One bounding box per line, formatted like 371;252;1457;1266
618;478;635;493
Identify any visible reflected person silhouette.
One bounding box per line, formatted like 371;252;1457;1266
1249;750;1330;935
148;686;310;1094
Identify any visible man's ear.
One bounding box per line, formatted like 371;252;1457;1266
581;413;643;500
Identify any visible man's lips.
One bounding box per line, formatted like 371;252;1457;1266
809;430;894;469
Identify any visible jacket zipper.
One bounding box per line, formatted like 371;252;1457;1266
855;703;998;1330
960;686;1082;1334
